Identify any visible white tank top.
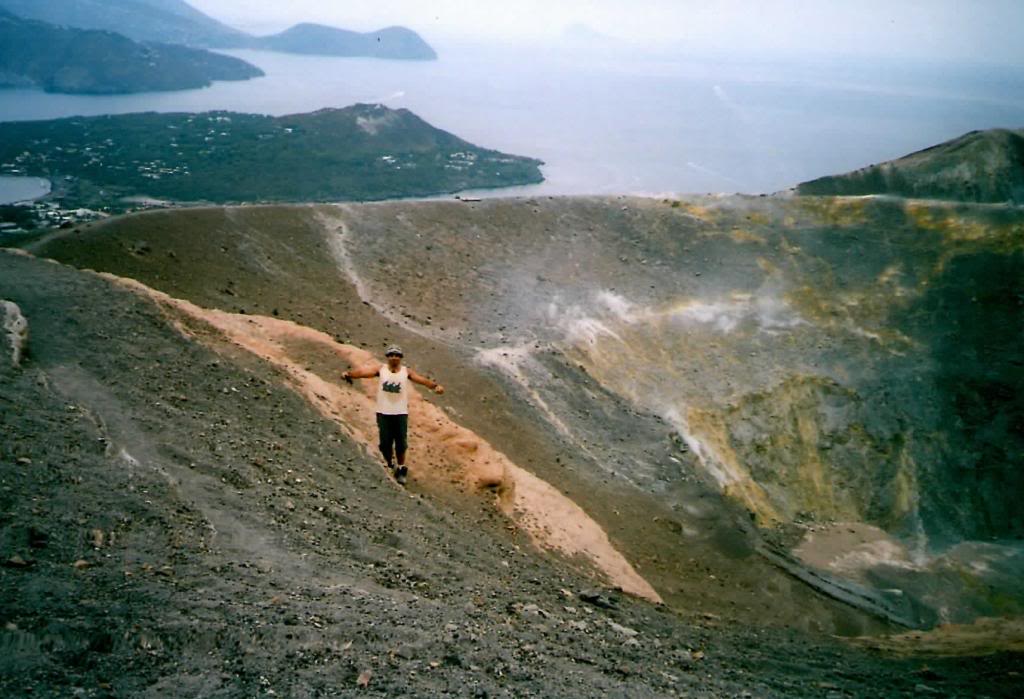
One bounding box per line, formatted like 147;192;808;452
376;365;410;415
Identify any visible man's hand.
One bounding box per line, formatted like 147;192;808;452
433;384;445;395
342;371;353;384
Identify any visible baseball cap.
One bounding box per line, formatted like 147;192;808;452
385;345;404;357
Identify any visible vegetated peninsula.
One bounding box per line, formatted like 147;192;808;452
0;104;544;210
797;128;1024;203
0;9;262;94
0;0;248;48
0;0;439;60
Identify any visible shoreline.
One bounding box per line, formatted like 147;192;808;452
0;176;51;205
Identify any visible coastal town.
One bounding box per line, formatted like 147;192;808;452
0;106;544;227
0;195;110;236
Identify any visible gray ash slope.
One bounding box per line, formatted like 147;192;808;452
327;196;1024;542
23;191;1024;634
319;195;1024;631
2;212;1021;697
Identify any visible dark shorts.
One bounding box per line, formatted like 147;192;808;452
376;413;408;455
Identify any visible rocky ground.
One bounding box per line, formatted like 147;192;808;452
2;198;1022;697
22;203;891;635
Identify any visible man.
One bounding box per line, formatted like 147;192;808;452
342;345;445;485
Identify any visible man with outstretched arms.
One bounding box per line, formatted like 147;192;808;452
342;345;444;485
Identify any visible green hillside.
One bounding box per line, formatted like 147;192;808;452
254;24;437;60
0;105;544;209
797;128;1024;203
0;9;262;94
0;0;247;47
0;0;439;59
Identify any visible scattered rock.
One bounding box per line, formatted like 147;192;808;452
674;651;696;671
356;670;372;687
27;528;48;549
578;590;617;609
607;620;639;637
73;559;91;569
5;555;31;568
519;603;549;618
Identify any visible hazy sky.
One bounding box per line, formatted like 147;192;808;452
191;0;1024;63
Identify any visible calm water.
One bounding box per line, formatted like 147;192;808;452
1;41;1022;196
0;176;50;205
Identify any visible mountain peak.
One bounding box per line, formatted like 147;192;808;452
797;127;1024;203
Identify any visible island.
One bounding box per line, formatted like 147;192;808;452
253;23;437;60
0;0;248;48
0;9;263;95
0;104;544;217
0;0;438;60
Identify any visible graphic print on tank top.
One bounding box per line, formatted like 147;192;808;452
376;365;410;415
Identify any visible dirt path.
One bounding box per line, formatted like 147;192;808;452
101;272;661;602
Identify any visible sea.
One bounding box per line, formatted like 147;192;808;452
0;176;50;205
1;39;1023;198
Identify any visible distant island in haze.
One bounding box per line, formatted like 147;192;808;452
0;104;543;214
0;0;438;60
0;8;262;94
251;24;437;61
0;0;247;47
797;128;1024;204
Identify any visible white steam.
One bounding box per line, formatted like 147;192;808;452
547;288;803;343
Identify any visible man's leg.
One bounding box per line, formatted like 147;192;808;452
394;414;409;484
376;413;395;467
394;414;408;465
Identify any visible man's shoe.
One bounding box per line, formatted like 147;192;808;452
395;465;408;486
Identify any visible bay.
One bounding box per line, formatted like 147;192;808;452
0;176;51;205
0;41;1022;197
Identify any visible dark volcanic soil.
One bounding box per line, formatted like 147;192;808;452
2;202;1022;696
21;204;890;635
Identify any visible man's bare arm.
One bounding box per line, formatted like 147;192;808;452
408;368;445;394
342;364;381;382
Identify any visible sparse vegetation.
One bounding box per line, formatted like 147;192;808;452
0;105;544;211
0;9;262;94
797;128;1024;203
